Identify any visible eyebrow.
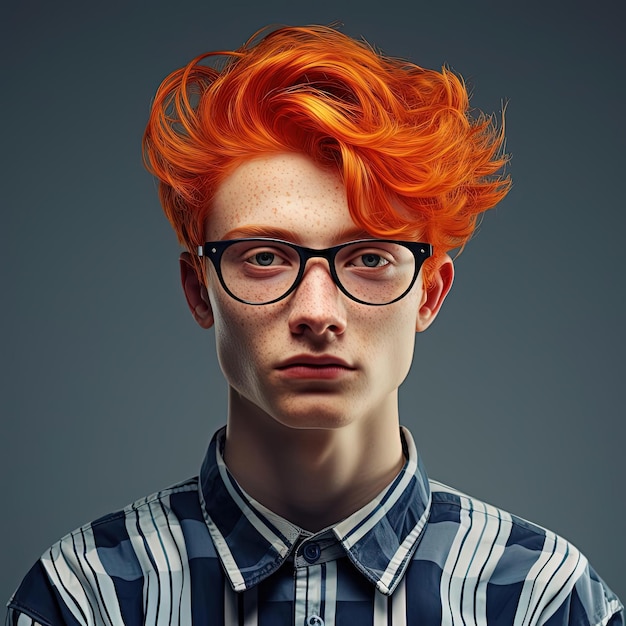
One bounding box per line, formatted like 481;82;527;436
219;225;376;244
221;226;301;241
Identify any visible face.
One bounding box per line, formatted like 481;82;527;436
187;152;451;431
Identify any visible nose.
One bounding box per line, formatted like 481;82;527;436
287;260;347;339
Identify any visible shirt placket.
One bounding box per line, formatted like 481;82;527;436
294;537;329;626
294;563;324;626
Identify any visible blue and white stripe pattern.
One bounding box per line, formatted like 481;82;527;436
6;427;623;625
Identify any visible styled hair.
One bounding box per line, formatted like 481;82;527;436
143;24;510;285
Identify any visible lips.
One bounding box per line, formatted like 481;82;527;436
276;354;354;369
276;354;355;380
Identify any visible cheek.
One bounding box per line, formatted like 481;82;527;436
210;296;274;386
366;305;419;379
388;318;418;374
352;305;417;366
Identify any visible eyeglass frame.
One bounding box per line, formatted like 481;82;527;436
197;237;433;306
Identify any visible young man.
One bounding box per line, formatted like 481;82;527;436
7;25;623;626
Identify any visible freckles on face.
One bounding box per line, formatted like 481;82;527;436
208;283;420;429
207;155;349;243
209;293;264;394
202;152;423;428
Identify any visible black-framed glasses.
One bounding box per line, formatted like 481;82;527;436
197;238;432;306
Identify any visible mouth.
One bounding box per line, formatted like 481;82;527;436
277;354;353;368
276;355;355;380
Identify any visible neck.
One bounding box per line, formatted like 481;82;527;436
223;390;405;532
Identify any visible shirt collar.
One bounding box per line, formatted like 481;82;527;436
198;426;431;596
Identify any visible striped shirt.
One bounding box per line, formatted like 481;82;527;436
6;427;623;626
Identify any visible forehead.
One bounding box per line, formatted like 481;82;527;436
207;153;367;244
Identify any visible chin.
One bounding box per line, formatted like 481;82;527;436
272;401;358;431
279;418;352;431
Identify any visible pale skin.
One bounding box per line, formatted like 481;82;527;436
181;153;454;532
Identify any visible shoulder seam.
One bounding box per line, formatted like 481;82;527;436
429;480;556;539
7;601;54;626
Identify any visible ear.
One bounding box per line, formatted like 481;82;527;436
416;254;454;332
180;252;214;329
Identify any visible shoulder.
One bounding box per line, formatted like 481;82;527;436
412;479;624;626
6;477;207;626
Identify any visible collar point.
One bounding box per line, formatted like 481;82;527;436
375;580;395;596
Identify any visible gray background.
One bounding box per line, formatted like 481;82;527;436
2;0;624;607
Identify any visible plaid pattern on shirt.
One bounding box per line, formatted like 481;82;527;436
7;427;623;626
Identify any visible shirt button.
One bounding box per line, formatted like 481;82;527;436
302;542;322;563
307;616;324;626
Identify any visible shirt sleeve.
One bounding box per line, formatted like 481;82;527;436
541;562;624;626
5;607;48;626
5;560;82;626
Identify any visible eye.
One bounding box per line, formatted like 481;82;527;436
248;251;278;266
240;244;294;268
356;252;389;268
347;249;392;268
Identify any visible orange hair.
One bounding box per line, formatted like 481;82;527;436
143;25;510;285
